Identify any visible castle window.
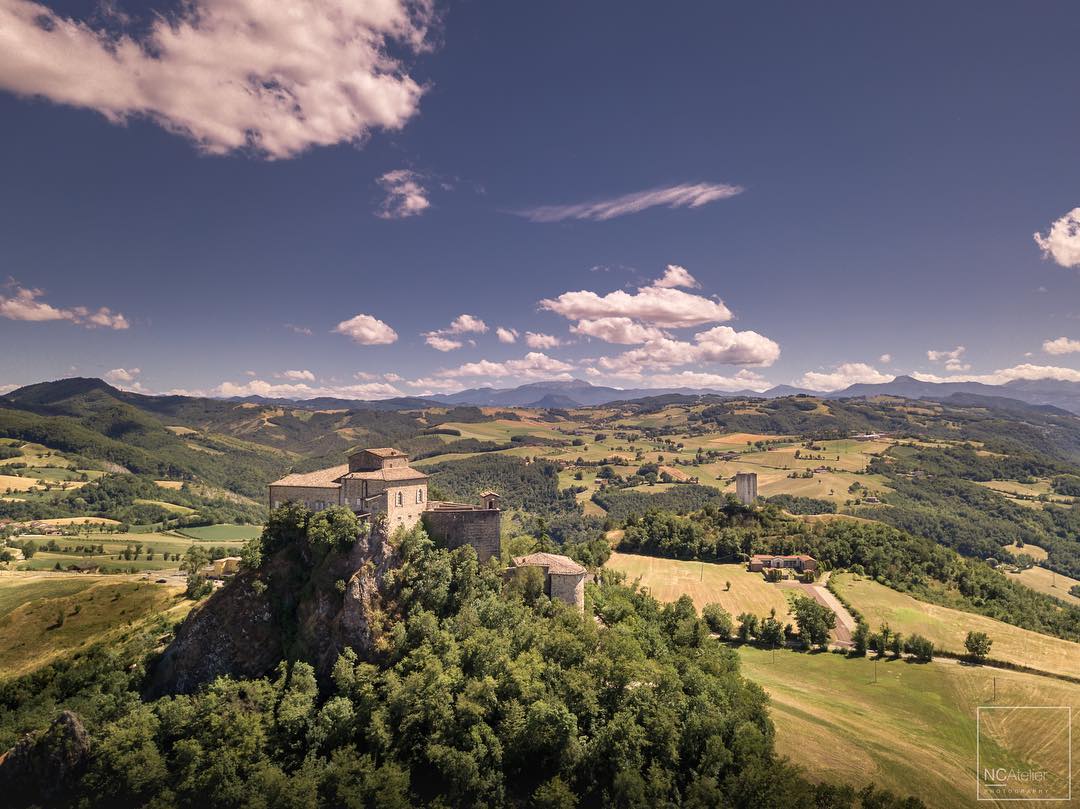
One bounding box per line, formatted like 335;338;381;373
396;491;404;507
416;488;424;503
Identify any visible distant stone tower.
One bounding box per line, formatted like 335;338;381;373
735;471;758;505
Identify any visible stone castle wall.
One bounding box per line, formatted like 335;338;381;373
422;508;501;562
549;571;586;611
268;485;340;511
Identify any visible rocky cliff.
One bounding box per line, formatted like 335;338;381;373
147;526;399;696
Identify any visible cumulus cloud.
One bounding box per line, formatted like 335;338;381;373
216;378;405;400
495;327;518;343
927;345;970;371
423;313;488;350
424;335;463;352
104;368;140;384
912;364;1080;385
517;182;743;222
653;264;700;289
0;282;129;329
607;369;771;392
376;169;431;219
332;313;398;345
570;317;668;344
275;369;316;382
1033;208;1080;268
541;270;732;330
597;327;780;375
434;352;574;380
1044;337;1080;355
879;354;892;364
0;0;433;159
796;363;893;392
524;331;562;349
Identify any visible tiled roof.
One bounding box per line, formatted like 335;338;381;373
342;466;428;482
513;552;586;575
355;447;406;458
269;464;349;488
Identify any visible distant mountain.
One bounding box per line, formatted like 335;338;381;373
821;375;1080;415
429;378;762;407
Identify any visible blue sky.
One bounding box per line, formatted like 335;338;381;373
1;0;1079;398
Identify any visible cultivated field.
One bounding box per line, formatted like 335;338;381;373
606;552;795;624
0;574;188;678
1007;565;1080;607
831;574;1080;678
9;530;249;572
739;646;1080;808
1002;542;1048;561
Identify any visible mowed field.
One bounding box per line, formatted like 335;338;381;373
831;574;1080;678
738;646;1080;808
0;574;188;678
1007;565;1080;607
12;531;249;572
606;552;795;624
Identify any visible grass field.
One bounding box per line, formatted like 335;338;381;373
175;523;263;541
738;646;1079;808
0;575;98;618
0;576;187;678
606;552;795;624
831;574;1080;678
1002;542;1048;561
1007;565;1080;607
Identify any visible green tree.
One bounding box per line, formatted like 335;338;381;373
965;631;993;662
702;603;733;638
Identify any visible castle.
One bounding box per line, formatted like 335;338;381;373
268;447;502;561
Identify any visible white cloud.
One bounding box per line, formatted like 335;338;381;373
1043;337;1080;355
524;331;562;349
104;368;140;384
434;352;574;380
215;378;406;400
541;272;732;329
1033;207;1080;268
0;383;18;395
275;369;316;382
376;169;431;219
495;326;518;343
653;264;700;289
0;0;433;159
796;363;893;392
332;313;398;345
517;182;743;222
597;327;780;374
879;354;892;364
424;335;463;352
608;369;771;392
570;317;668;345
445;314;488;334
927;345;970;372
912;364;1080;385
423;313;488;350
0;282;129;329
286;324;313;336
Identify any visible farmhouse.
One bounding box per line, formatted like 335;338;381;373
268;447;502;561
510;552;587;610
748;553;818;573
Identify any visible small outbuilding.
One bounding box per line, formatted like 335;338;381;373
511;552;587;610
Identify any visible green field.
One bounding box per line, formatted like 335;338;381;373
831;573;1080;678
0;576;187;678
739;646;1079;808
606;551;795;624
175;523;263;541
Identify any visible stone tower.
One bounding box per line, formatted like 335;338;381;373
735;471;758;505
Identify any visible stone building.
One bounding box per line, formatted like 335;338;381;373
268;447;501;559
511;552;587;610
735;471;758;505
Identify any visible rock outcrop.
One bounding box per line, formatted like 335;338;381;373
147;527;398;696
0;710;91;804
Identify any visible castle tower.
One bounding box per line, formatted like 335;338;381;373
735;471;758;505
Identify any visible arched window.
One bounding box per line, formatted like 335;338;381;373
396;491;404;507
416;488;424;504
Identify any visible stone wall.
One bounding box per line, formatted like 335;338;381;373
549;571;586;611
422;508;501;562
268;485;340;511
385;483;428;532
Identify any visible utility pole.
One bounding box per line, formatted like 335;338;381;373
874;659;878;684
993;677;997;702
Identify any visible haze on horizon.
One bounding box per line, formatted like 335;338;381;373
1;0;1079;400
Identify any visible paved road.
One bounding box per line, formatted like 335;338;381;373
778;573;857;645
